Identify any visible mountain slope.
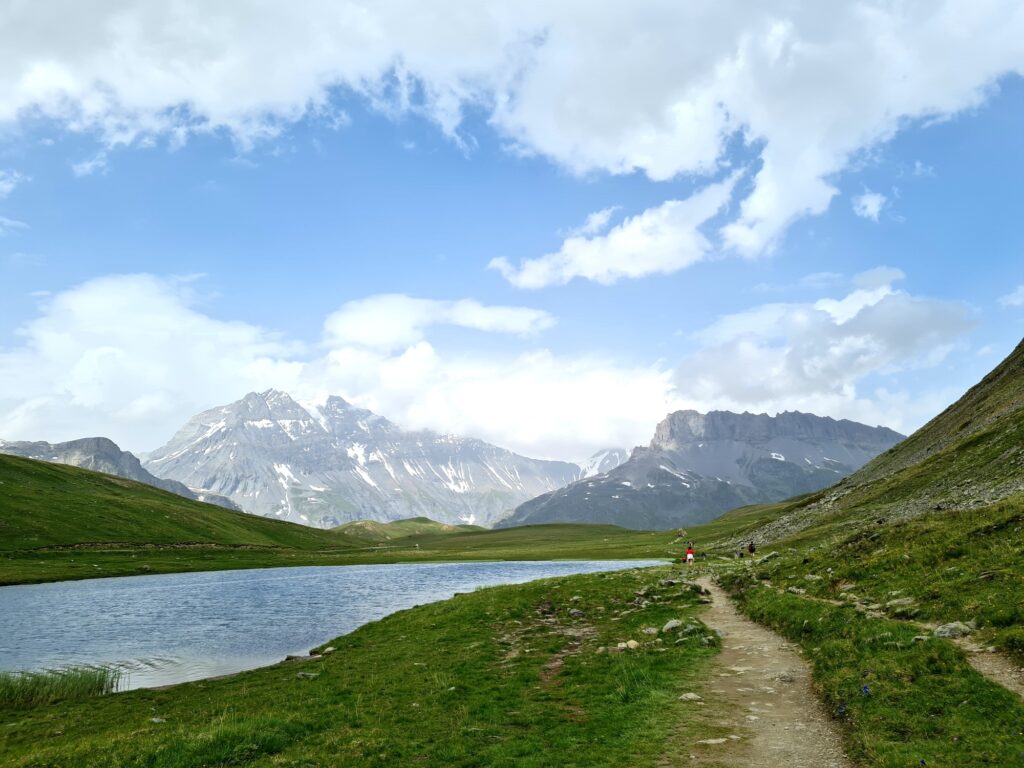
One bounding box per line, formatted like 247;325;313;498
579;448;630;477
747;337;1024;543
0;437;240;510
500;410;903;530
144;390;582;528
0;453;356;551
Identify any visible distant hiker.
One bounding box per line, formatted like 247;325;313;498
685;544;695;565
748;541;756;556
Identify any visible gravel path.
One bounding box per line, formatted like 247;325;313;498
668;578;852;767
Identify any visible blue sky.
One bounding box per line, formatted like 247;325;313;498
0;2;1022;461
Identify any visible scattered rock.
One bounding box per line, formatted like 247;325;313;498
912;635;930;643
320;646;336;655
625;639;641;650
757;551;780;563
595;646;607;654
934;621;973;638
570;595;582;601
641;626;659;635
679;692;703;701
787;587;807;595
774;671;796;683
296;671;320;680
285;654;316;662
885;597;916;608
697;738;728;745
662;619;683;633
569;608;585;618
804;574;822;581
150;717;166;724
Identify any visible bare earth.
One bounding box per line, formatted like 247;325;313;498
664;578;851;767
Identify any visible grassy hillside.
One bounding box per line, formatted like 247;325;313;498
0;454;358;551
334;516;484;543
726;338;1024;546
0;454;693;585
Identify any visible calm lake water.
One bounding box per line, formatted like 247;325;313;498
0;560;660;690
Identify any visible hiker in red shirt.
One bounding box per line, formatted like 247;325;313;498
685;543;695;565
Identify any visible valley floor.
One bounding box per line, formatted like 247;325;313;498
3;561;1023;767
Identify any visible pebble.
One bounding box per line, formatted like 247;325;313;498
679;692;703;701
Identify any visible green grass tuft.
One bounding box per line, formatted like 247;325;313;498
0;666;121;708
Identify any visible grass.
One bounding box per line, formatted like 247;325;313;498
0;565;720;767
0;667;121;708
333;516;485;542
721;577;1024;766
0;454;695;586
745;493;1024;661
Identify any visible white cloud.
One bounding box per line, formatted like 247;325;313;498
998;285;1024;307
0;3;1021;262
0;275;665;461
0;170;28;198
675;268;975;432
852;190;887;221
322;294;555;351
0;216;28;236
71;152;108;177
489;174;737;288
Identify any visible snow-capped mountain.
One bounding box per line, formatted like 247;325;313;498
498;410;904;530
143;390;582;528
579;448;630;477
0;436;240;510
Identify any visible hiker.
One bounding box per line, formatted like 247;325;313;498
685;543;695;566
747;541;756;557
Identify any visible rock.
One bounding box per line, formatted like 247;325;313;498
569;608;585;618
617;642;628;650
150;717;166;724
757;551;780;563
787;586;807;595
662;619;683;633
285;654;316;662
696;738;728;745
912;635;930;642
697;596;713;604
885;597;916;608
933;621;973;638
804;574;822;581
296;671;320;680
570;595;582;601
625;639;641;650
659;579;678;587
595;646;607;654
641;626;659;635
320;646;336;655
678;692;703;701
774;671;796;683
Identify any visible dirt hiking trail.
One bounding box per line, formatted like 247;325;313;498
664;578;851;767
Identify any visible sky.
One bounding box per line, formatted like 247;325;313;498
0;1;1023;463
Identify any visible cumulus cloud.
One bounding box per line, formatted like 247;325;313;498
675;268;975;430
0;275;667;461
852;190;887;221
0;170;28;198
322;294;555;351
0;2;1022;262
490;174;737;288
999;285;1024;307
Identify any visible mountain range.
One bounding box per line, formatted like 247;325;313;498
142;389;582;528
497;410;904;530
